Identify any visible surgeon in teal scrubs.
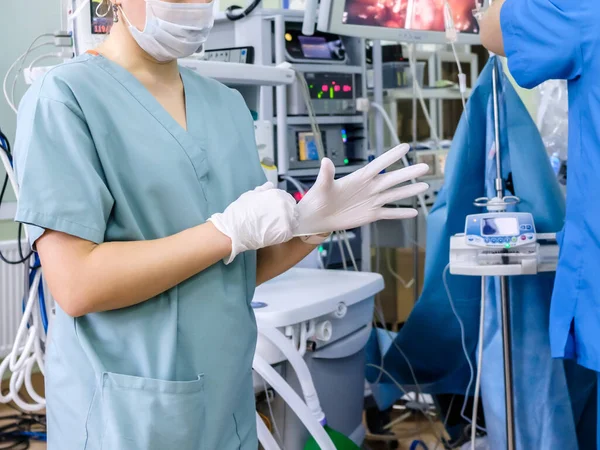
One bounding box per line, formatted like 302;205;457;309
13;0;428;448
481;0;600;446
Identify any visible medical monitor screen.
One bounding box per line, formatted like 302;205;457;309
342;0;479;35
481;218;519;236
298;36;333;59
91;0;114;34
305;73;354;100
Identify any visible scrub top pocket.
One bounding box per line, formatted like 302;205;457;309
100;372;205;450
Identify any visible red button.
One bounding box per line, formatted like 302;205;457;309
520;235;526;240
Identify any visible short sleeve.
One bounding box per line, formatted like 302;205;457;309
14;94;114;246
501;0;583;89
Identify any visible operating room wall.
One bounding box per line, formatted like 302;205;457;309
0;0;62;241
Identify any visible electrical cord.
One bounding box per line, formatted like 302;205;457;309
4;38;54;114
225;0;262;21
262;379;285;449
0;136;32;265
367;364;445;447
295;71;325;160
471;277;486;449
0;409;46;450
442;264;486;434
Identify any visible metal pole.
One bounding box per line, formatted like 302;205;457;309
491;55;516;450
411;44;419;304
373;41;384;157
500;275;516;450
492;59;503;199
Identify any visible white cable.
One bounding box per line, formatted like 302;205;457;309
336;231;348;270
27;52;71;72
295;71;325;160
262;379;286;449
0;270;46;411
68;0;90;22
256;410;282;450
443;264;486;433
3;41;54;114
341;230;358;271
368;101;429;218
253;354;335;450
471;276;486;449
385;246;414;288
281;174;306;195
366;363;444;447
0;147;19;199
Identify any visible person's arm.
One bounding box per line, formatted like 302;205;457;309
480;0;583;89
480;0;506;56
256;238;317;286
35;223;232;317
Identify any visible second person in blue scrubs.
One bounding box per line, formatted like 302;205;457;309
481;0;600;446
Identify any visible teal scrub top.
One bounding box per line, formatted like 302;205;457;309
501;0;600;372
14;53;266;450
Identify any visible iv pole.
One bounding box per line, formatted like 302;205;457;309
491;55;517;450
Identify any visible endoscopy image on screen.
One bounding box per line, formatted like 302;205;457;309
342;0;478;34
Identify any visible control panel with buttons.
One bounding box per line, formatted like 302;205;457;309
463;213;536;248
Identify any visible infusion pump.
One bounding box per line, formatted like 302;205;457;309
450;213;559;276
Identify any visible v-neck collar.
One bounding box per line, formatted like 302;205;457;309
87;53;203;153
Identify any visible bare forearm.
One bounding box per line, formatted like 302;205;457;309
37;222;231;316
256;238;316;285
480;0;506;56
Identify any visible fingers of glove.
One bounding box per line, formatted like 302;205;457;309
313;158;336;192
374;182;429;207
371;163;430;193
362;143;410;179
254;181;275;192
374;207;419;221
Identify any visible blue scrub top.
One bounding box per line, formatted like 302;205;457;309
501;0;600;371
14;53;266;449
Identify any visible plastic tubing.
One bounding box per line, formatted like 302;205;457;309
253;354;335;450
258;326;326;424
256;411;282;450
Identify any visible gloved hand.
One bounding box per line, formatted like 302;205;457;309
293;144;429;236
208;182;298;264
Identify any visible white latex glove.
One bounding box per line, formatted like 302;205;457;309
208;182;298;264
293;144;429;236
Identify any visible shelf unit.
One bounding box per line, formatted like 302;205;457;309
179;59;295;86
206;9;372;270
285;115;365;125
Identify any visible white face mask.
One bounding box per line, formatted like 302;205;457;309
120;0;215;62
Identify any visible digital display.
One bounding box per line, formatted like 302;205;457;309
482;218;519;236
304;73;354;100
298;132;320;161
91;0;114;35
342;0;479;34
298;36;333;59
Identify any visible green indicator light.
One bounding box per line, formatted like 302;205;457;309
344;158;349;165
317;92;323;99
330;88;334;99
309;84;313;89
504;243;510;249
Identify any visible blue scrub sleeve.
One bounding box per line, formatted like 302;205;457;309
14;96;114;246
500;0;583;89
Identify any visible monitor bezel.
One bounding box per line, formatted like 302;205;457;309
317;0;482;45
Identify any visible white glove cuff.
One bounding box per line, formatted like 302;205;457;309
207;214;246;265
300;233;331;246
